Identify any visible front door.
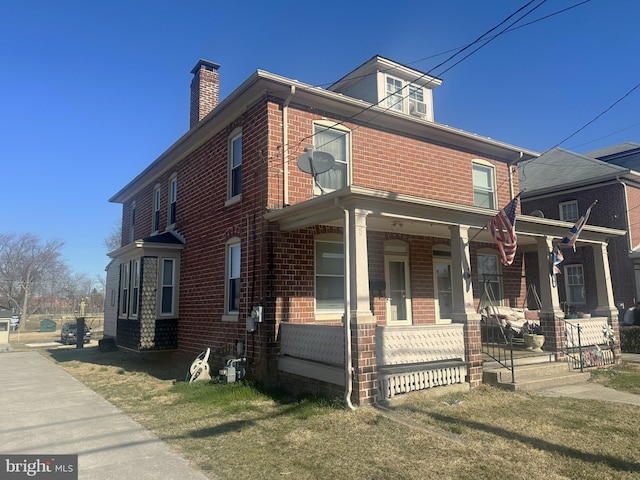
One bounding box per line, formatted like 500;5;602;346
434;259;452;322
385;255;412;325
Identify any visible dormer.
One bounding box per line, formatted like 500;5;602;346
329;55;442;122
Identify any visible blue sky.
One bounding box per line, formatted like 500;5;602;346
2;0;639;283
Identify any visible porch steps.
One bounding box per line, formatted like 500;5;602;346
483;355;590;392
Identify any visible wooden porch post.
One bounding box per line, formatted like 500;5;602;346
347;208;377;406
449;225;482;387
592;242;622;363
536;236;564;355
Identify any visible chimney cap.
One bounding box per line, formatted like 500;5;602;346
191;59;221;75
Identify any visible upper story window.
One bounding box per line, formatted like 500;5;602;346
226;239;241;315
315;237;344;313
152;186;161;233
229;131;242;199
560;200;579;222
168;176;177;226
472;162;496;209
314;123;350;192
129;202;136;243
386;76;404;112
408;85;426;117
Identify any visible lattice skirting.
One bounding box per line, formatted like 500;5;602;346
567;346;615;369
379;365;468;399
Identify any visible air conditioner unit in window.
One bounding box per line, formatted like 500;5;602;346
409;100;427;117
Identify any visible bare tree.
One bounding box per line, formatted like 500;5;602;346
104;220;122;252
0;233;65;328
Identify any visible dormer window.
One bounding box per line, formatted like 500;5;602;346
409;86;426;117
385;75;427;118
386;76;404;112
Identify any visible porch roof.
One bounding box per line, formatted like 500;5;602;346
264;185;625;248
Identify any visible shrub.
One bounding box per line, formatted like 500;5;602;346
619;326;640;353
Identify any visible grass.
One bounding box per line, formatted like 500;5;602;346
36;346;640;480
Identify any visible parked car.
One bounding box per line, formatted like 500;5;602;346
60;322;91;345
10;316;20;331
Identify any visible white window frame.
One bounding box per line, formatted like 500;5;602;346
477;251;503;307
386;75;404;112
472;161;496;209
564;264;586;305
228;129;242;201
152;185;161;233
130;259;140;317
223;238;241;321
168;175;177;227
160;258;176;316
560;200;579;222
313;122;351;194
129;201;136;243
119;262;130;318
315;236;345;316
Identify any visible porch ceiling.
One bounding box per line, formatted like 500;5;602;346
264;186;625;247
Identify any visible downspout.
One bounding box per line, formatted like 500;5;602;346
335;199;355;410
282;86;295;207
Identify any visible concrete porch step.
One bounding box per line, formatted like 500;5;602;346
483;360;591;392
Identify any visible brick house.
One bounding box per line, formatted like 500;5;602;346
520;145;640;317
107;56;623;406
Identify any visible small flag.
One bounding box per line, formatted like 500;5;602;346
552;246;564;274
561;200;597;249
486;194;520;266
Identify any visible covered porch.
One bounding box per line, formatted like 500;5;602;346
266;185;625;406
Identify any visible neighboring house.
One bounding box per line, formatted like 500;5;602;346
108;56;623;406
519;145;640;316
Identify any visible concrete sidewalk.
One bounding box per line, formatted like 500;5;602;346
0;351;215;480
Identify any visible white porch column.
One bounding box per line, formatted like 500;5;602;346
536;236;562;316
593;242;617;317
449;225;480;322
348;208;374;321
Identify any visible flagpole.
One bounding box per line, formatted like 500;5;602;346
467;191;523;246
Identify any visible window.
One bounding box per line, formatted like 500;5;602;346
229;132;242;198
565;265;585;305
478;253;502;306
472;162;496;209
226;241;241;314
160;258;175;315
120;262;130;317
315;239;344;312
386;76;404;112
314;124;349;192
560;201;579;222
152;186;161;233
169;176;177;226
130;259;140;316
129;202;136;243
408;85;426;116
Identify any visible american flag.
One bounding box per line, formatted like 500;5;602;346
552;246;564;274
486;194;520;266
561;200;597;248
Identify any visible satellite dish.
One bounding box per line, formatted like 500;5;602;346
297;147;335;175
530;210;545;218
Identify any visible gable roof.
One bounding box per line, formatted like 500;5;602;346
585;142;640;170
519;147;629;196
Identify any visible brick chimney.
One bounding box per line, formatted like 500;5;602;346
190;59;220;128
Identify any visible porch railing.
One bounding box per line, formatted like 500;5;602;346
563;318;615;371
480;317;515;383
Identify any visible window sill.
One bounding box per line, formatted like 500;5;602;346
222;314;239;323
315;312;344;322
225;195;242;207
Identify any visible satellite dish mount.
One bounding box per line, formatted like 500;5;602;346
297;146;335;194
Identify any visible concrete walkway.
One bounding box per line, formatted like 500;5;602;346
0;351;215;480
535;353;640;406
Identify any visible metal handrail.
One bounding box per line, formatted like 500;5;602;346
564;320;584;372
481;317;515;383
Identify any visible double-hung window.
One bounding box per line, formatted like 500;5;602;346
477;253;502;306
386;76;404;112
314;124;349;192
160;258;175;315
130;259;140;317
565;265;585;305
226;241;241;315
120;262;130;317
315;239;344;312
229;132;242;199
408;85;426;116
152;187;161;233
560;201;579;222
472;162;496;209
169;177;177;226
